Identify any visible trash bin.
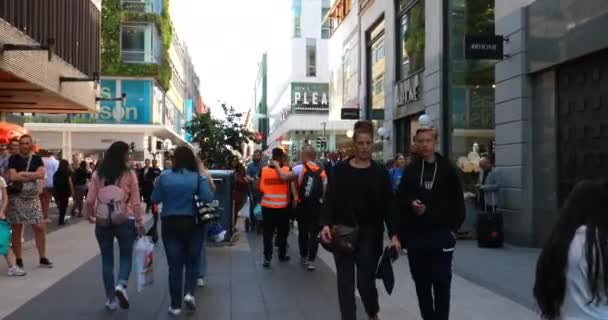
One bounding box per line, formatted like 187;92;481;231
209;170;234;243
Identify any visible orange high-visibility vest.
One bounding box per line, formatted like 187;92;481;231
259;166;290;209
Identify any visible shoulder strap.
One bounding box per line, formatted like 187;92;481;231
26;154;33;172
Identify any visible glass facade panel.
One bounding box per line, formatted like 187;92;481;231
367;20;385;120
447;0;496;193
121;23;159;63
293;0;302;38
398;1;425;80
306;39;317;77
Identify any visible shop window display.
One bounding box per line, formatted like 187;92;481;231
447;0;496;196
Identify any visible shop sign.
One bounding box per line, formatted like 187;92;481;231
341;108;360;120
73;80;152;124
395;74;421;107
291;83;329;113
465;35;505;60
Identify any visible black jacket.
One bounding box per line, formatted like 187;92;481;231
397;153;465;235
320;159;398;237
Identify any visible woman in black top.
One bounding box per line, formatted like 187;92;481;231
321;121;400;320
53;160;74;225
71;161;89;217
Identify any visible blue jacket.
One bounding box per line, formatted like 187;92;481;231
151;169;214;217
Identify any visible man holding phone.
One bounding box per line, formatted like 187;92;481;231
397;126;465;320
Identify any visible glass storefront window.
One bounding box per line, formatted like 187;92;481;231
447;0;496;194
398;1;425;80
367;20;385;120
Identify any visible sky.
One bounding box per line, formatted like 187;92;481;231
171;0;291;118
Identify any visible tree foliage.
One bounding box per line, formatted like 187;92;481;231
185;104;257;168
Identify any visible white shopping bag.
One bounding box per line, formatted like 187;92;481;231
238;196;250;218
134;236;154;292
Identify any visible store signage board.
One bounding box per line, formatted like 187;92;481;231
341;108;360;120
291;82;329;113
465;35;505;60
395;74;421;107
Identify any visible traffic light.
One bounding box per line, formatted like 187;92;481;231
316;137;327;151
129;142;135;154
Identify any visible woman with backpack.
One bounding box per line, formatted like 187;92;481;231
151;146;214;316
320;121;400;320
85;141;145;311
52;159;74;226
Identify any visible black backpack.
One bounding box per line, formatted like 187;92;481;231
298;163;323;205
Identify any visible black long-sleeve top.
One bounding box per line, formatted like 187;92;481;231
396;153;466;235
320;159;398;237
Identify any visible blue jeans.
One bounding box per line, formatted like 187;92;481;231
95;220;137;300
162;219;204;309
199;225;207;279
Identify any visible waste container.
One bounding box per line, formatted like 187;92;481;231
209;170;234;243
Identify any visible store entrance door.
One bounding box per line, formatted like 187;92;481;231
557;49;608;205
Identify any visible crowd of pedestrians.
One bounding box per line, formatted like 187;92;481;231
2;118;608;320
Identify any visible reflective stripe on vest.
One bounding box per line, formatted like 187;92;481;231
261;194;288;208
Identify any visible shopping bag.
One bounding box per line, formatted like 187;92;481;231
253;204;262;221
0;220;10;256
238;197;250;218
134;236;154;292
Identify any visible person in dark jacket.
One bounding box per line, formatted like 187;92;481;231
397;126;466;320
321;121;400;320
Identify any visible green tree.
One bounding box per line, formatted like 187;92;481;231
185;103;257;168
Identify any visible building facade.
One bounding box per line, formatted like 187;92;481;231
492;0;608;246
0;1;100;116
23;0;201;163
266;0;354;161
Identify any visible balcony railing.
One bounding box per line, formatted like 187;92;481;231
122;0;162;15
0;0;100;77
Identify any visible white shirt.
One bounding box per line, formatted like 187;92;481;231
43;156;59;188
292;162;328;186
561;226;608;319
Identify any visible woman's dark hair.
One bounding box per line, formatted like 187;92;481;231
97;141;130;184
79;161;87;170
234;162;245;175
353;120;374;141
534;180;608;319
172;146;199;173
57;159;70;173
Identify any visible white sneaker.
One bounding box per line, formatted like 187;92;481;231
168;307;182;316
7;266;26;277
197;278;205;288
105;299;118;311
114;284;129;309
184;294;196;311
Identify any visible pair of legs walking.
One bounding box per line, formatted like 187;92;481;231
162;217;205;310
262;207;290;263
408;248;454;320
95;220;137;308
297;204;320;263
334;227;383;320
55;193;70;225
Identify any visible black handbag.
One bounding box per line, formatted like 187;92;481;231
192;175;220;225
326;224;360;255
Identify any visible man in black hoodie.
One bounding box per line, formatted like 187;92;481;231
397;127;465;320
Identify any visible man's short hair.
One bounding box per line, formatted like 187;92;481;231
272;148;285;160
253;150;262;156
414;127;438;140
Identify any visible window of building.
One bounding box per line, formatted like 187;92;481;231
398;0;425;80
121;0;162;14
322;5;331;39
447;0;496;195
328;0;352;36
367;20;385;120
293;0;302;38
120;23;160;63
306;38;317;77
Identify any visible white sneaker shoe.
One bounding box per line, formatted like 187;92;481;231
7;266;26;277
184;294;196;311
114;284;129;309
197;278;205;288
168;307;182;316
105;299;118;311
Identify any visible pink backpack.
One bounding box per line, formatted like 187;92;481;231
95;174;130;226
